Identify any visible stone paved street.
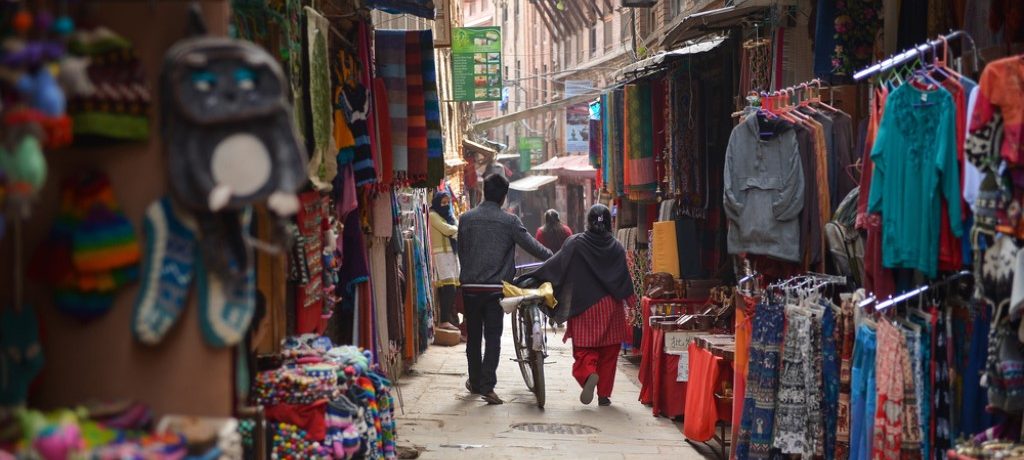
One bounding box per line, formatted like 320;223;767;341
394;316;719;459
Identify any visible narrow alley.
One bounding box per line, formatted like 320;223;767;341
394;317;716;459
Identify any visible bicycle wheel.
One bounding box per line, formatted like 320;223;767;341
529;306;546;408
510;309;534;391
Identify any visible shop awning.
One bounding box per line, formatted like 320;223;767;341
464;139;498;156
613;34;729;82
508;175;558;192
660;0;785;48
532;154;597;178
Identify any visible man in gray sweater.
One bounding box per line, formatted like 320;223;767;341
458;173;552;404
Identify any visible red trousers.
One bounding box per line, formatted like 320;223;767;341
572;344;619;398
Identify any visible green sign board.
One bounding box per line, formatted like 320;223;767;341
518;137;543;172
452;27;502;101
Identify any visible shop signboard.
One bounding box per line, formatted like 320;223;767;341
565;103;589;153
451;27;502;101
518;136;543;172
564;80;592;154
665;330;698;354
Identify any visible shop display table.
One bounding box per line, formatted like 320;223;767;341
638;297;707;419
683;334;735;459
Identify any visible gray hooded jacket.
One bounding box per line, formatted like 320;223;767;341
723;113;805;262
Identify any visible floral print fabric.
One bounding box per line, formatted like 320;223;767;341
736;302;786;460
831;0;883;76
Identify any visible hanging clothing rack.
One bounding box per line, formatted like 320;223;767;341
858;270;972;311
852;30;979;81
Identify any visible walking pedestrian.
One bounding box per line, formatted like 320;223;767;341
527;204;636;406
535;209;573;329
535;209;573;254
429;191;460;331
458;174;552;405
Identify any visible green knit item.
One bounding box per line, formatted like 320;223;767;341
72;113;149;141
0;134;47;192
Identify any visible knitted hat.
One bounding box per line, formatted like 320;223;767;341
67;28;150;141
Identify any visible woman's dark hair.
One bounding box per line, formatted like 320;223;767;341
586;204;613;235
483;173;509;204
543;209;560;228
540;209;569;251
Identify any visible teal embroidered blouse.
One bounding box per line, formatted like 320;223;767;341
867;83;962;277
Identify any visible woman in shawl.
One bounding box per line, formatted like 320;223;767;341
429;191;460;331
526;204;635;406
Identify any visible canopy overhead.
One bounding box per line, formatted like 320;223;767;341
660;0;785;48
463;139;499;159
613;34;728;83
532;154;596;178
508;175;559;192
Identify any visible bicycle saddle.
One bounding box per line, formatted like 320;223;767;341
513;275;541;289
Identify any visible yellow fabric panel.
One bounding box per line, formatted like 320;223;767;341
651;221;680;278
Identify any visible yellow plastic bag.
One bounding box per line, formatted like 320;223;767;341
501;281;557;309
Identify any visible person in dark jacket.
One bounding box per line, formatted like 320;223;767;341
458;173;552;405
527;204;635;406
535;209;573;254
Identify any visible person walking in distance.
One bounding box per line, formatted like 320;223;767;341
457;174;553;405
535;209;573;254
535;209;572;328
527;204;635;406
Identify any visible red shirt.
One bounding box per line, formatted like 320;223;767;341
563;295;636;347
535;225;573;253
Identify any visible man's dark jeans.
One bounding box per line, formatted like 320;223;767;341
463;291;504;394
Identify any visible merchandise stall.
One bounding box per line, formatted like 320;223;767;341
600;2;1024;458
0;0;461;457
717;0;1024;456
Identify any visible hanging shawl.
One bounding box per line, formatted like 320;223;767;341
673;69;705;218
305;7;337;191
600;93;611;193
613;89;625;196
625;83;656;197
372;77;394;186
374;31;408;179
405;31;428;184
422;31;444;187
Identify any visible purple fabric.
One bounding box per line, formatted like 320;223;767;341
338;210;370;297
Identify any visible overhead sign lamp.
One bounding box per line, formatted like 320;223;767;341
621;0;657;6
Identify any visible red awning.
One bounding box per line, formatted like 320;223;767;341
531;154;597;178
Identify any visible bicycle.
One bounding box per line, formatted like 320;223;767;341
462;263;549;408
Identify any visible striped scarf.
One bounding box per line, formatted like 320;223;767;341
374;31;409;178
421;31;444;188
624;83;656;197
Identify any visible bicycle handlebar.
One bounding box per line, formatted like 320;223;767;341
461;284;504;290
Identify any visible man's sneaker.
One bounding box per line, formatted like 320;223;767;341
481;391;504;405
598;397;611;407
580;373;599;405
465;379;479;394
